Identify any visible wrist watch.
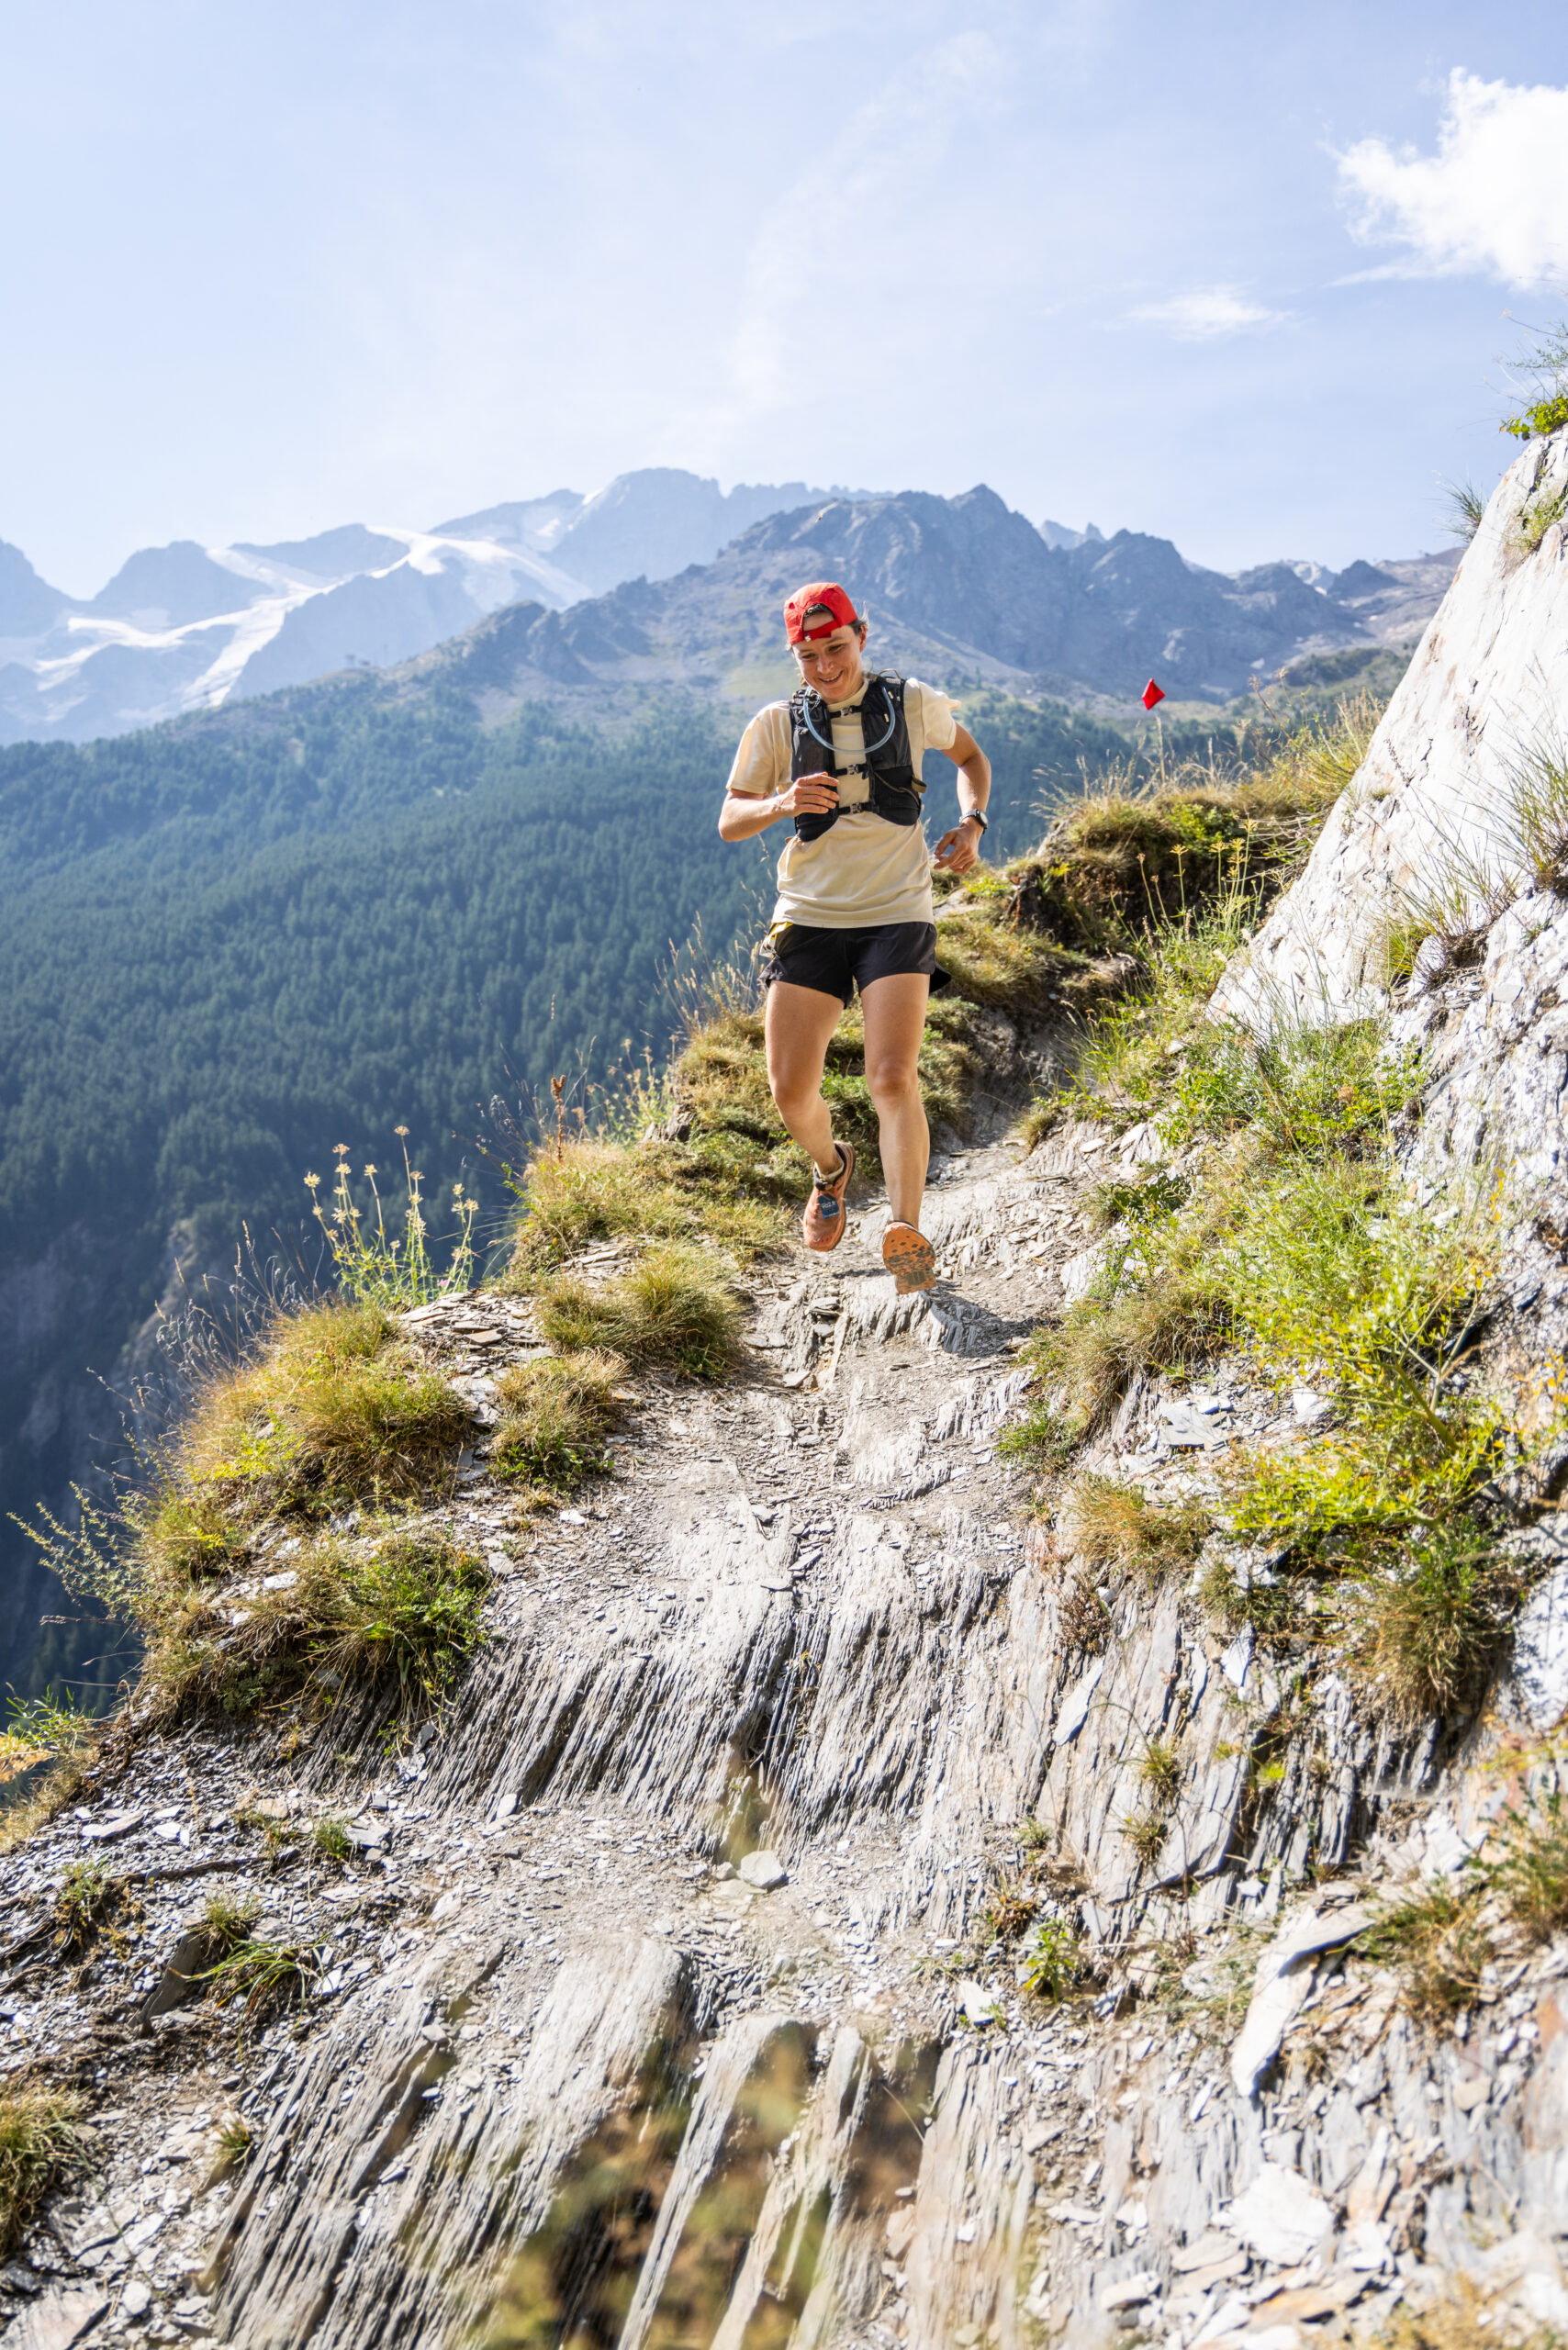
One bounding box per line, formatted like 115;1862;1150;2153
964;808;988;833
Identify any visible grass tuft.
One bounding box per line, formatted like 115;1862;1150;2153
537;1245;741;1381
1483;1787;1568;1944
1066;1474;1208;1585
310;1817;354;1864
202;1934;318;2023
0;2084;87;2256
1353;1881;1491;2022
492;1349;625;1489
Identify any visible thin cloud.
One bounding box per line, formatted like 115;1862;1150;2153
1337;69;1568;285
1130;287;1287;341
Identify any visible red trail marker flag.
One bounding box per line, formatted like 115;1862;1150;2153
1142;678;1166;711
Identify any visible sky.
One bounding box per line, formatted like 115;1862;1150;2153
4;0;1568;595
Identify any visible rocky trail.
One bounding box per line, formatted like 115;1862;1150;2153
6;430;1568;2350
5;1097;1567;2350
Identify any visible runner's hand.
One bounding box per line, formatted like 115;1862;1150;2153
934;817;983;875
778;770;839;816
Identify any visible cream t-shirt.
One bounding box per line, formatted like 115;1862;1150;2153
726;677;959;929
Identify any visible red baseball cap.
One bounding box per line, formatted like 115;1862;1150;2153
783;581;860;645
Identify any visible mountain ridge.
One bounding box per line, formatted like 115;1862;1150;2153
2;470;1460;744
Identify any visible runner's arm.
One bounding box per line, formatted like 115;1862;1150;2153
719;773;839;840
932;722;991;873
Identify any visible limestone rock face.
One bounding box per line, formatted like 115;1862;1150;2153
1216;426;1568;1031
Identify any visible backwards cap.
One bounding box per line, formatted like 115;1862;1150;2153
783;581;859;645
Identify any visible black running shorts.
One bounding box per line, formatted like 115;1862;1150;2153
761;920;951;1005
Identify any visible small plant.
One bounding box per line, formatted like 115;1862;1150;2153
308;1530;488;1717
0;2085;87;2256
537;1244;741;1381
1514;486;1568;558
213;2114;253;2175
1499;317;1568;442
1353;1881;1491;2021
492;1349;625;1489
1138;1738;1182;1807
306;1131;476;1309
1327;1528;1522;1725
982;1876;1038;1943
51;1861;122;1957
999;1405;1079;1475
1439;477;1487;543
1020;1919;1082;2003
201;1933;318;2022
310;1817;354;1865
1057;1567;1114;1657
202;1889;262;1948
1510;738;1568;890
1121;1807;1168;1867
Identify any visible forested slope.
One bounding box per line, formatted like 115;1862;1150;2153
0;668;1127;1691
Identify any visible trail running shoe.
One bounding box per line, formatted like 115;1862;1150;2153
802;1142;855;1252
882;1220;936;1293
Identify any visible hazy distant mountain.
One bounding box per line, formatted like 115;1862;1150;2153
0;468;839;744
423;485;1462;711
0;470;1461;743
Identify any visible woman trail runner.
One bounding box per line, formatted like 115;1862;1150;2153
718;580;991;1293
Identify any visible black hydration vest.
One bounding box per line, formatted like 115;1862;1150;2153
788;674;923;842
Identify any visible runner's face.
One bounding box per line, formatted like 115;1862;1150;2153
792;623;866;702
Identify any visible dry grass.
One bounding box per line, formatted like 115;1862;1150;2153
1483;1787;1568;1944
1377;2272;1565;2349
1353;1882;1492;2021
537;1245;742;1381
1001;702;1372;966
493;1349;626;1489
0;1752;92;1857
172;1300;473;1514
505;1135;786;1278
0;2083;87;2255
1066;1474;1209;1583
1327;1529;1524;1728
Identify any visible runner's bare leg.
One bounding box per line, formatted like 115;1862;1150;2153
859;972;930;1228
765;981;847;1176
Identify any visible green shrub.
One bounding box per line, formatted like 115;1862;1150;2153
1502;393;1568;442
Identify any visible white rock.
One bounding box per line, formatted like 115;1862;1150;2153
121;2279;153;2318
1223;2162;1333;2265
958;1978;1003;2027
1340;2216;1393;2270
11;2286;113;2347
430;1889;464;1922
1056;1653;1103;1742
1230;1902;1376;2098
737;1850;787;1890
1504;1563;1568;1731
1220;1625;1254;1693
1100;2268;1159;2311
